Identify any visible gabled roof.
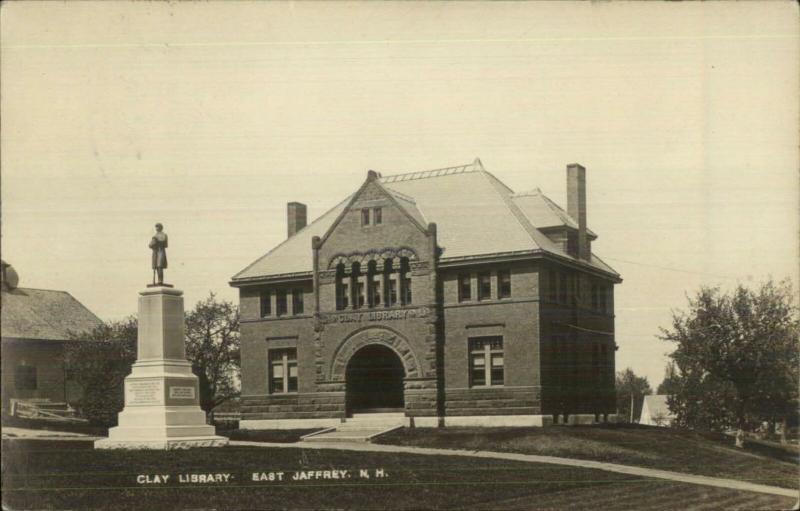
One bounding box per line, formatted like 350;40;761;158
1;287;103;342
232;159;619;282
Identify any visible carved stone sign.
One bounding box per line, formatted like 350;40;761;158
126;379;164;406
169;386;196;399
321;307;431;324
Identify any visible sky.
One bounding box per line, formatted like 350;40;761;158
2;1;798;388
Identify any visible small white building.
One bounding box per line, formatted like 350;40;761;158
639;395;676;427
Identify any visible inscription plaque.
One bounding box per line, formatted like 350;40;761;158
169;386;196;399
126;379;164;406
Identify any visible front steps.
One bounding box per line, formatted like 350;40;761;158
302;413;407;443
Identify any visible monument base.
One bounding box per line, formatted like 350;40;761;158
94;286;228;450
94;436;229;450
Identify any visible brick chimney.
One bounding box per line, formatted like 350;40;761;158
287;202;307;238
567;163;589;260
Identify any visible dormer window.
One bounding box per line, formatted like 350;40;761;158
361;208;370;226
374;207;382;225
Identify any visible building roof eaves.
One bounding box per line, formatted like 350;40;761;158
230;195;352;281
230;271;313;286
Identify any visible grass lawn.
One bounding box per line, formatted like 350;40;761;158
376;424;800;490
3;438;795;510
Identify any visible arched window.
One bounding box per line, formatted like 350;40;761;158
384;258;397;306
351;262;365;309
400;257;412;305
367;260;381;308
335;263;348;310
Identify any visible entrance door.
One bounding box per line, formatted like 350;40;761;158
345;344;405;414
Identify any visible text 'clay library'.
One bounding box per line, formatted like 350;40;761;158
230;159;621;429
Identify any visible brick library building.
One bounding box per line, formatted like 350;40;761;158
231;159;621;428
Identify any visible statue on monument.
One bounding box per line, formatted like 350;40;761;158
148;223;170;287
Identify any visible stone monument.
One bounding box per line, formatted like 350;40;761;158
95;225;228;449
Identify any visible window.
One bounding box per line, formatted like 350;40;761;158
269;349;298;394
498;270;511;299
368;261;381;308
351;263;364;309
369;275;382;308
548;271;557;302
600;343;609;386
336;264;348;310
339;281;350;310
591;283;599;311
558;272;567;304
260;291;271;317
458;274;471;302
477;272;491;301
599;284;608;313
400;258;411;305
374;207;382;225
292;289;304;315
384;259;397;306
276;289;288;316
361;208;370;226
388;279;398;306
355;281;365;309
15;365;37;390
469;337;504;387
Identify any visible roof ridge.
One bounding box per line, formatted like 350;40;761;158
511;188;543;198
379;158;483;184
2;286;71;294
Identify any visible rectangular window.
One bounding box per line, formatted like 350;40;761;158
276;289;288;316
558;272;567;304
355;281;365;309
368;277;381;308
388;279;398;306
591;283;599;311
549;271;557;302
292;289;304;315
469;337;504;387
260;291;271;317
374;207;382;225
361;208;370;226
477;272;491;301
269;349;298;394
14;365;37;390
458;274;471;302
498;270;511;299
339;282;349;310
600;285;608;313
402;276;412;305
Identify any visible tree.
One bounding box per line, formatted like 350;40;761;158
184;293;240;415
660;279;800;443
656;362;681;396
65;318;138;426
615;368;653;423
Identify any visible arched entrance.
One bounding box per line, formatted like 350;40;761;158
345;344;405;414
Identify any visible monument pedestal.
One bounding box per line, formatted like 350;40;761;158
95;286;228;449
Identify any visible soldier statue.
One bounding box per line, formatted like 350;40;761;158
148;223;169;286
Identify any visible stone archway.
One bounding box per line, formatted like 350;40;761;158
329;327;421;383
345;344;405;413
